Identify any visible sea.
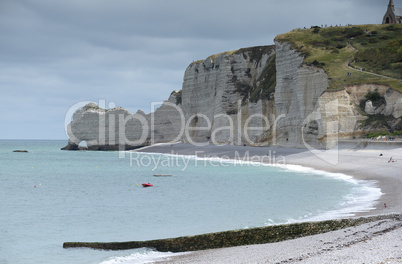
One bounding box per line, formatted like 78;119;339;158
0;140;382;264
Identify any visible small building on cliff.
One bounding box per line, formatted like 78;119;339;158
383;0;402;24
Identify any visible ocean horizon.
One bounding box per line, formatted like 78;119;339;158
0;140;381;264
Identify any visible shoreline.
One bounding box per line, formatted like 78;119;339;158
136;142;402;217
133;142;402;263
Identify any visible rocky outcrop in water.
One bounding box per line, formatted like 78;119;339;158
63;93;183;151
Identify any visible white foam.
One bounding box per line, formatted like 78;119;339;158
129;142;182;152
99;248;185;264
202;155;383;221
277;164;383;220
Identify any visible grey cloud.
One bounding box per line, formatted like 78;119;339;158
0;0;393;139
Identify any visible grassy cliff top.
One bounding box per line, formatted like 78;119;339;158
189;45;275;66
275;24;402;92
190;50;238;66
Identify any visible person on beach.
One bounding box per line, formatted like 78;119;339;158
384;203;388;208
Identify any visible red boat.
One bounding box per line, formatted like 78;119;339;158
142;183;153;187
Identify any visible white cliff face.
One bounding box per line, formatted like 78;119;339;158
65;103;148;150
344;84;402;118
313;90;364;148
274;42;329;148
63;43;402;151
65;95;184;150
149;92;185;144
64;46;278;149
181;47;276;146
305;84;402;148
384;88;402;118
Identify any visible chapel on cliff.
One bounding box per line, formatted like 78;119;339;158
383;0;402;24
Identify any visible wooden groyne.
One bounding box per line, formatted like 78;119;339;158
63;214;402;252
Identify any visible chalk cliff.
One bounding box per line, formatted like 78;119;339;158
63;46;279;150
63;37;402;150
63;93;184;150
180;46;277;145
274;41;329;148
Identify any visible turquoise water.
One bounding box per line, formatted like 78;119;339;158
0;140;381;264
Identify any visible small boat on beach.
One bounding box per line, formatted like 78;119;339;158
142;183;153;187
153;174;172;177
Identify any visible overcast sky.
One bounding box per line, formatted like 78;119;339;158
0;0;394;139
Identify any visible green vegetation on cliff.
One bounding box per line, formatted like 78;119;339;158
190;46;275;66
82;103;105;111
249;53;276;102
190;50;239;66
275;24;402;92
231;46;277;103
